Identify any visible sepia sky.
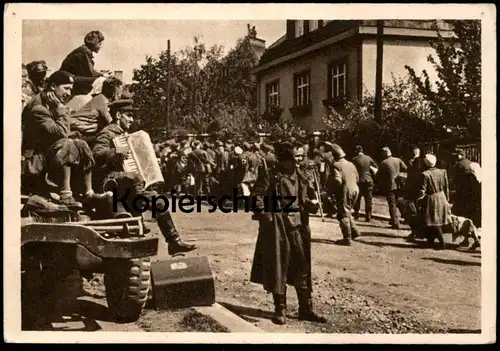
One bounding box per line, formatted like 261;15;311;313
22;20;285;83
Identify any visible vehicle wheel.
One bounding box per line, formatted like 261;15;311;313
104;258;151;323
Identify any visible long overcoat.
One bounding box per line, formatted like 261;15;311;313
250;161;318;294
418;167;451;227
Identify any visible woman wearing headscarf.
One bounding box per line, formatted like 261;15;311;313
417;154;452;250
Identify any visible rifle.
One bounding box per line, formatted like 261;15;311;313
312;167;325;222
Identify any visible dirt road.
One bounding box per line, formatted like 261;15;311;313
150;201;481;334
27;199;481;333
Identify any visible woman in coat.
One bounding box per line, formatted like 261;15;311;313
417;154;452;250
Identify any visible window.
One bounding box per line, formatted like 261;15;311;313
295;20;304;37
309;20;319;31
328;59;347;99
265;80;280;112
294;71;311;107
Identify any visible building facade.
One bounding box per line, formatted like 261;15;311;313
253;20;453;131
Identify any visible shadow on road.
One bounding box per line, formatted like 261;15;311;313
354;239;431;249
311;238;336;245
422;257;481;267
219;301;274;323
356;231;407;239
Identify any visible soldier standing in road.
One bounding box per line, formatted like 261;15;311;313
352;145;378;222
250;141;326;325
329;144;361;245
377;147;408;229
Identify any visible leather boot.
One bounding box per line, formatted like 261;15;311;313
296;288;327;323
272;293;286;325
156;211;197;256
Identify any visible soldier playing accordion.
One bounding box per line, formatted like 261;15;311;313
91;96;197;256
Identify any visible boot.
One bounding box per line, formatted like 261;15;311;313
296;288;327;323
350;216;361;240
156;211;197;256
272;293;287;325
336;217;352;245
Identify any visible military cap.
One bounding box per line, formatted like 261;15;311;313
330;143;346;160
109;98;135;113
26;60;48;75
47;70;74;86
452;148;465;156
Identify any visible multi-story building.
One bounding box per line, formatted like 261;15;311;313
253;20;453;131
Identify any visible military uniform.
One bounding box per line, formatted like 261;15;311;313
250;142;326;325
330;144;361;245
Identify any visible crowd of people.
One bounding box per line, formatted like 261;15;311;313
154;134;482;247
21;29;482;326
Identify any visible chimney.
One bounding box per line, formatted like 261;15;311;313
114;70;124;81
286;20;296;40
246;24;266;61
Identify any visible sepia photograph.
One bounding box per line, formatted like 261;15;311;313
4;3;496;344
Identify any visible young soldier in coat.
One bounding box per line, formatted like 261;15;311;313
250;141;326;325
330;143;361;246
22;70;111;207
91;97;197;256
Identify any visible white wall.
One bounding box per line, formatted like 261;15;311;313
362;38;439;95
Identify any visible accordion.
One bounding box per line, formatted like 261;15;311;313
113;130;164;189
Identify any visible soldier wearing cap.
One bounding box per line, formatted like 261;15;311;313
70;76;124;142
91;95;197;256
250;141;326;325
329;143;361;245
377;146;408;229
22;70;111;207
25;60;48;97
60;30;107;96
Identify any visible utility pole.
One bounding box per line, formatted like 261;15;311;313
165;39;171;139
374;20;384;124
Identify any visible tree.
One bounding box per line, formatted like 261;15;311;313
405;20;481;140
131;35;260;140
323;75;442;157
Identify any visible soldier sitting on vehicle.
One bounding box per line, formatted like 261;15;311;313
90;95;197;256
70;76;123;143
22;70;113;207
24;60;48;97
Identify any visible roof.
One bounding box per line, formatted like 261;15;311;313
258;20;360;67
256;20;454;70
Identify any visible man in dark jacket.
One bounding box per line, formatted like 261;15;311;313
406;145;426;201
250;141;326;325
91;97;197;256
377;147;407;229
60;30;106;95
352;145;378;222
451;149;479;225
